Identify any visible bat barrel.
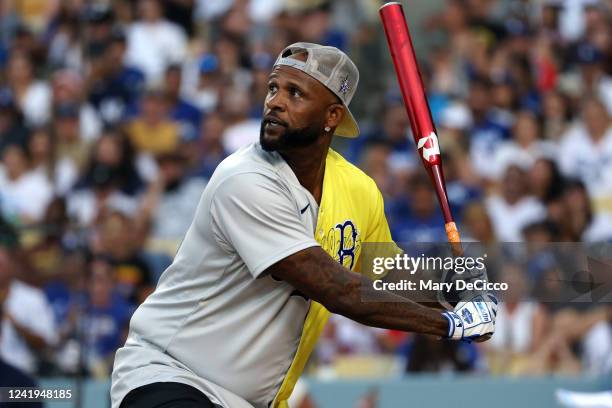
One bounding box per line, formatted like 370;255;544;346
380;2;463;253
379;2;438;166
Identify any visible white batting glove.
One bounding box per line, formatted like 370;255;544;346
441;292;498;342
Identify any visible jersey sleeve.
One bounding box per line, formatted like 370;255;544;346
210;172;320;278
364;187;395;244
361;187;402;279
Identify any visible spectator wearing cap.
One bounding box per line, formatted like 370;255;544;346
52;69;102;143
0;143;53;224
0;89;29;157
125;0;188;85
82;3;115;44
0;247;58;375
87;29;146;125
558;97;612;214
5;51;51;127
52;101;92;172
162;64;202;142
188;53;221;113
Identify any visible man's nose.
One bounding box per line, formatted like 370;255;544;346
265;91;286;112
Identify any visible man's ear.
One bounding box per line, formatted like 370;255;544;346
326;104;345;129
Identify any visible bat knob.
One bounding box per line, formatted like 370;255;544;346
473;334;493;343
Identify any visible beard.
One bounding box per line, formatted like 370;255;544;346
260;118;325;152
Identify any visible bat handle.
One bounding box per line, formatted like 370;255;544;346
445;222;463;256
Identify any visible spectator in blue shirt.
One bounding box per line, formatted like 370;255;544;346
467;78;512;180
163;64;202;142
391;174;448;243
77;256;133;377
88;30;145;125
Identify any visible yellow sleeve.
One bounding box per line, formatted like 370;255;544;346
357;186;402;278
364;187;394;244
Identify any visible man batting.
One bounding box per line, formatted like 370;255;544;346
111;43;497;408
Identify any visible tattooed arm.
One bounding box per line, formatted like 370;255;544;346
266;246;449;337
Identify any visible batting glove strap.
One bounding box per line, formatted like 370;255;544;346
442;311;464;340
443;293;498;341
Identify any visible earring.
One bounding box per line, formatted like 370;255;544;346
324;126;331;132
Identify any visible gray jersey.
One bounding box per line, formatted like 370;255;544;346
111;143;321;408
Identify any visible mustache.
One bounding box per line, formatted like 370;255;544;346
262;114;288;127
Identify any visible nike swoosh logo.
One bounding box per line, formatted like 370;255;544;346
300;203;310;214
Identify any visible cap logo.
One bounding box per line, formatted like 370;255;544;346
339;75;350;97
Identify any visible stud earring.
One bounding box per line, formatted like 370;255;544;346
324;126;331;132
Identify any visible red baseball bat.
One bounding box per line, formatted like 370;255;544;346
379;2;462;254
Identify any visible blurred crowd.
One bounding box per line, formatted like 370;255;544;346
0;0;611;384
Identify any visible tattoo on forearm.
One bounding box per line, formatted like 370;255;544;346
269;247;448;337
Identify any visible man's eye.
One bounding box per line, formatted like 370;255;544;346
290;87;302;97
268;84;278;93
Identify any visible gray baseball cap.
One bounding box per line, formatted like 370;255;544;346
274;42;360;138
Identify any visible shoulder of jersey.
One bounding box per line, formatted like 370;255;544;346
328;149;379;194
213;145;277;179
